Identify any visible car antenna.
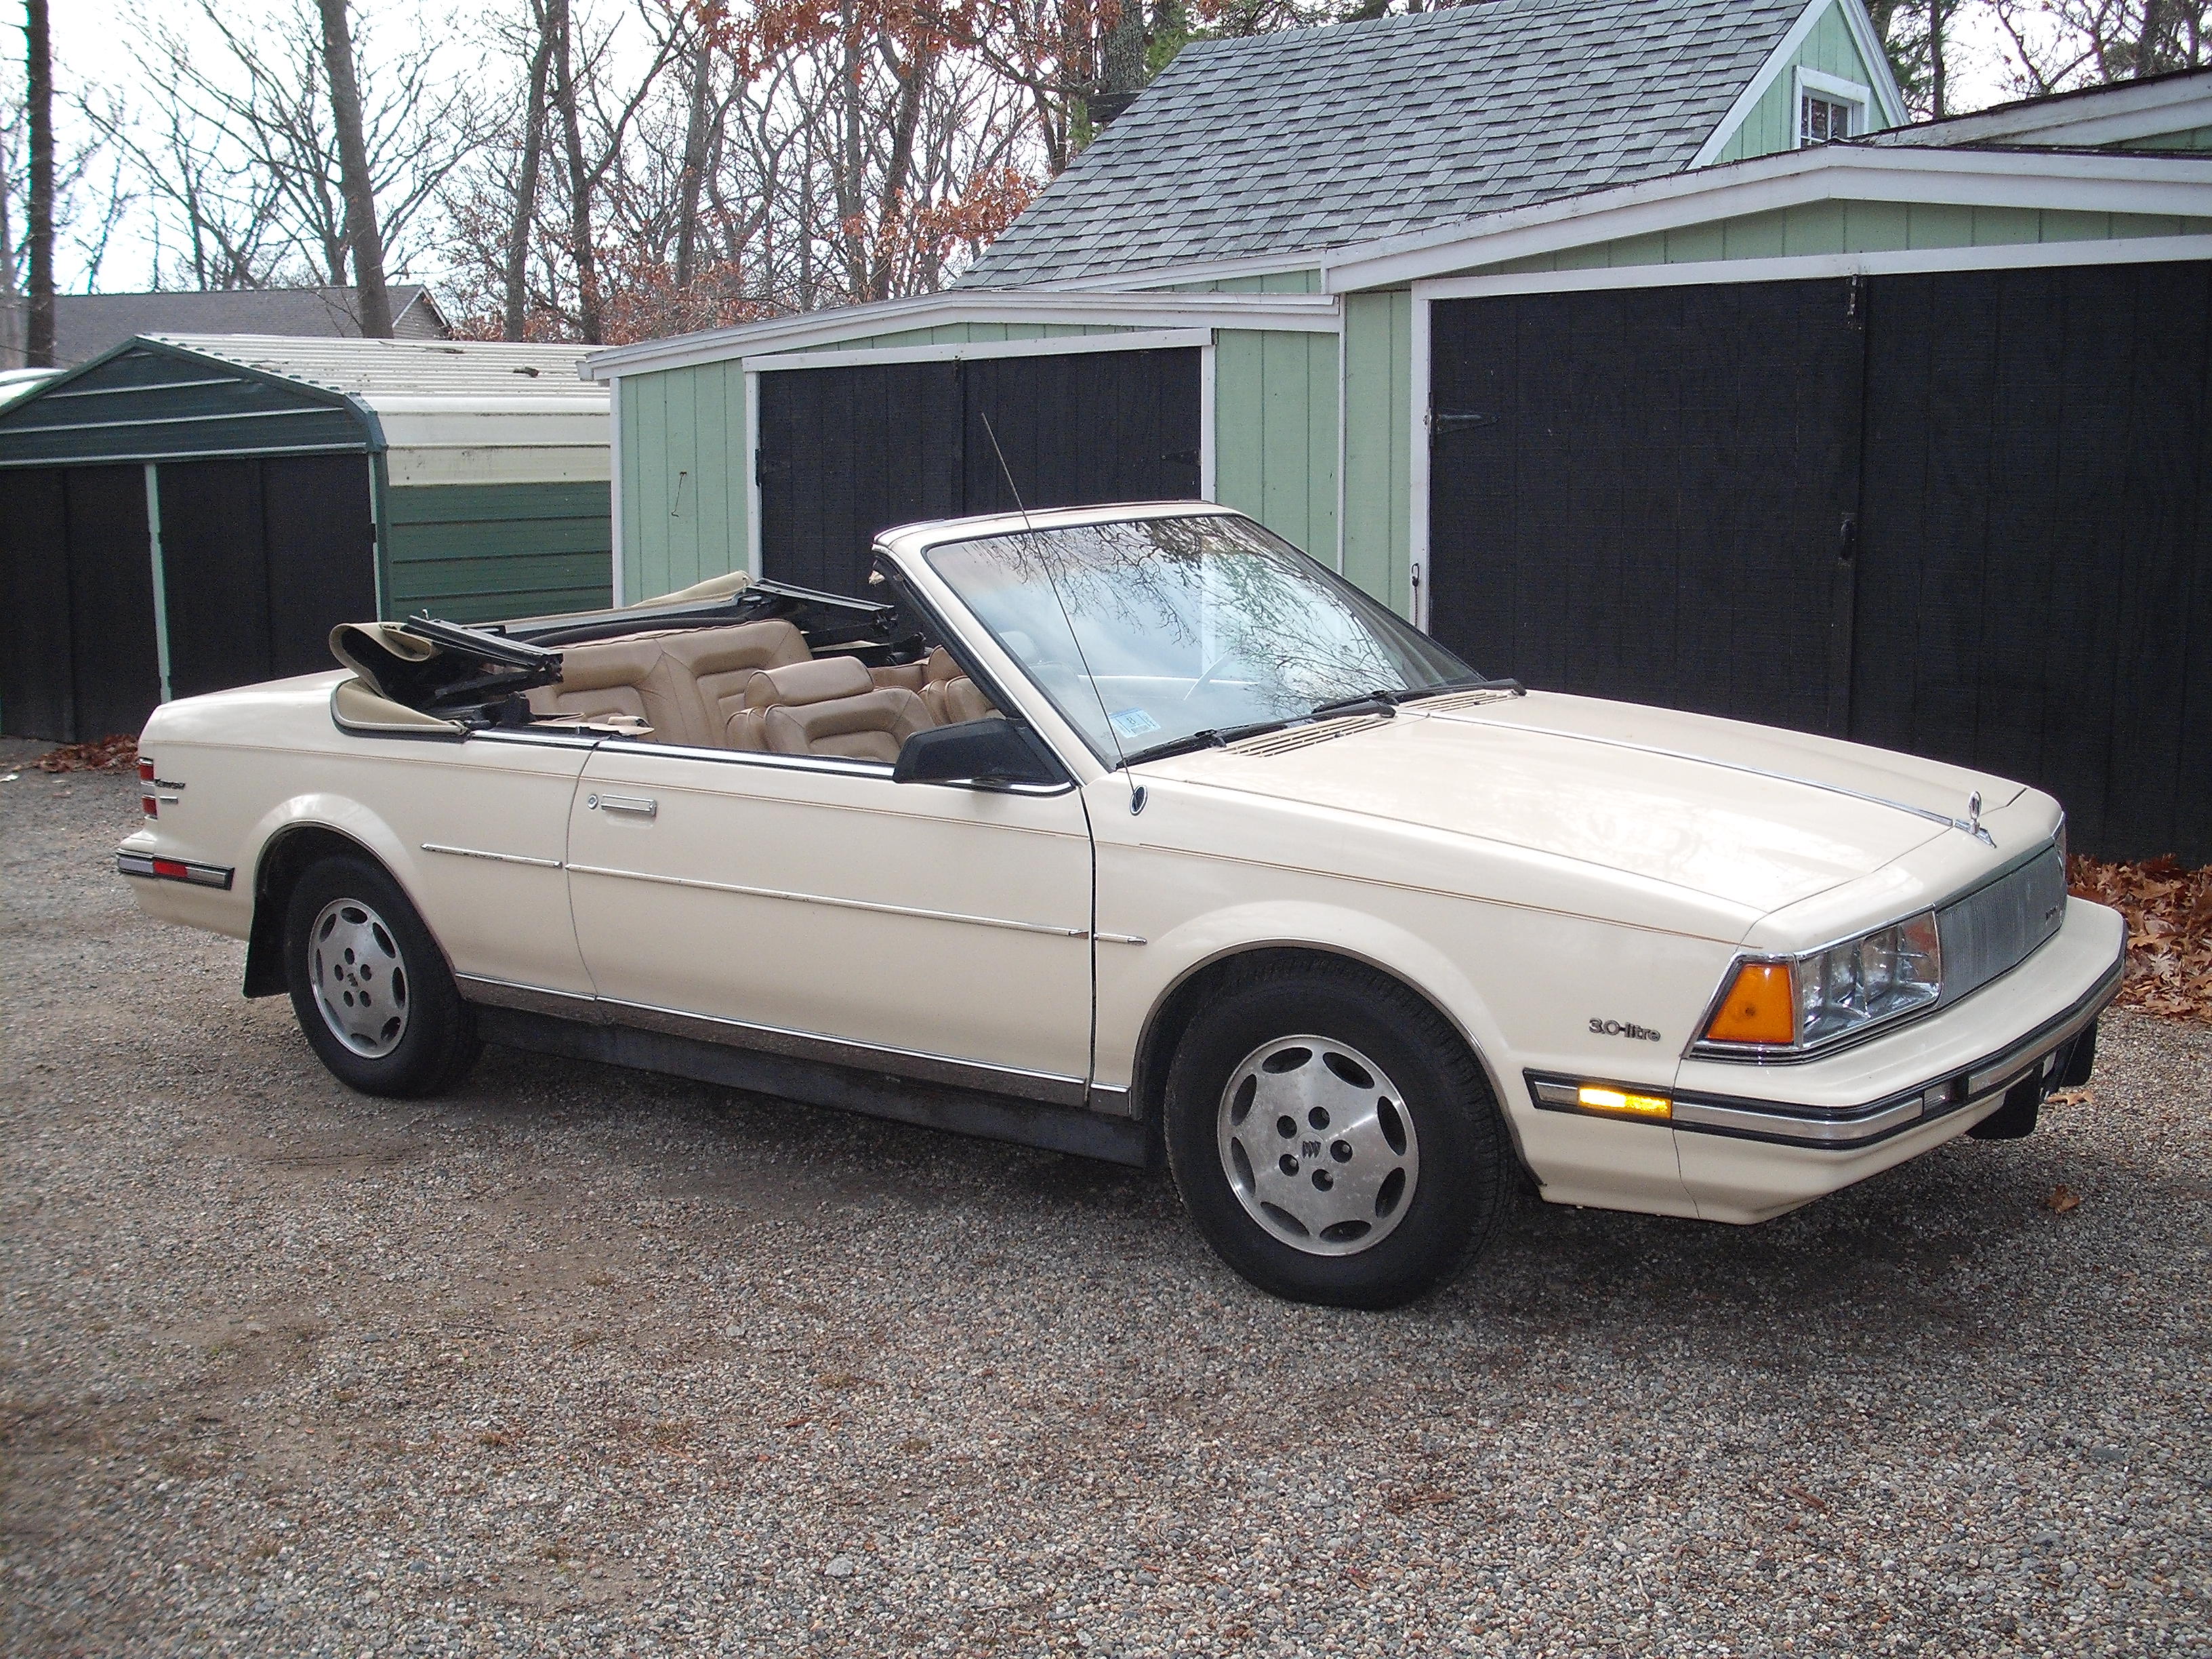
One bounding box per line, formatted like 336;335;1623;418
975;407;1146;816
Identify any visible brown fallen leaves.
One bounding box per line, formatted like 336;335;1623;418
35;733;139;773
2046;1185;2083;1214
2068;853;2212;1023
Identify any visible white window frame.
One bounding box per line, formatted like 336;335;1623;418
1795;67;1871;148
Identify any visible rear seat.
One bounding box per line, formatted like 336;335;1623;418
526;623;996;757
731;656;930;762
525;620;809;745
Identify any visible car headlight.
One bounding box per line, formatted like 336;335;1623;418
1695;912;1942;1058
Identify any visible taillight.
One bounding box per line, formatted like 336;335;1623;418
142;796;159;818
138;757;155;783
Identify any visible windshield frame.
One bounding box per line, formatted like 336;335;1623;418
910;508;1481;771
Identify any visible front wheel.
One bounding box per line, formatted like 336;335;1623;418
283;855;480;1098
1164;962;1512;1308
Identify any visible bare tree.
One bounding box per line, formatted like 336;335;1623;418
24;0;52;365
89;0;478;295
318;0;393;334
1990;0;2207;93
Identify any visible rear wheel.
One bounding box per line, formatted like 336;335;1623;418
283;855;479;1097
1164;962;1512;1309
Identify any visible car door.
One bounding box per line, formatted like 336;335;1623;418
563;742;1096;1101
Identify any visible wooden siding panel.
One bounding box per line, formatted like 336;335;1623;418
386;480;613;622
1716;1;1878;163
1212;331;1267;521
1340;291;1409;614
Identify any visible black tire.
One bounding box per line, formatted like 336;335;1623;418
283;854;480;1098
1163;960;1511;1309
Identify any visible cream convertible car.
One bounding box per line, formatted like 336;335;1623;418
121;503;2122;1307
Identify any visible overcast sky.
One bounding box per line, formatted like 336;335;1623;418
41;0;2029;297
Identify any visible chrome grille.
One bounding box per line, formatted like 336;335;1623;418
1938;844;2068;1006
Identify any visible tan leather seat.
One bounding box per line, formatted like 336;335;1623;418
735;655;930;762
659;621;811;743
920;645;998;726
527;620;811;747
525;636;687;734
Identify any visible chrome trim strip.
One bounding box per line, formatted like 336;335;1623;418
563;862;1089;938
454;975;599;1017
116;851;235;890
1094;932;1149;947
1084;1082;1138;1118
598;997;1090;1109
422;842;565;869
1448;714;2006;845
579;733;1076;796
1671;1092;1928;1145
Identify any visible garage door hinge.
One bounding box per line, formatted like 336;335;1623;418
1845;274;1866;329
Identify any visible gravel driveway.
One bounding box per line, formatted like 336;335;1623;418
3;741;2207;1658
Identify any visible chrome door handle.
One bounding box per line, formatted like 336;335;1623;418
588;793;658;819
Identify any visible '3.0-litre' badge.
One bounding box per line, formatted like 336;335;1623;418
1590;1018;1662;1042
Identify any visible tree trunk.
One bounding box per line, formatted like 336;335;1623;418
505;1;555;340
1101;0;1147;94
316;0;394;337
2136;0;2169;74
1929;0;1946;116
548;0;602;344
26;0;56;368
868;42;930;302
674;27;715;289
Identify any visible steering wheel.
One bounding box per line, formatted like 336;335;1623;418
1181;652;1237;704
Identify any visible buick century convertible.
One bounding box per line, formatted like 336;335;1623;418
121;503;2123;1307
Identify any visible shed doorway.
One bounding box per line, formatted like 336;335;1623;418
755;345;1204;596
1426;261;2212;861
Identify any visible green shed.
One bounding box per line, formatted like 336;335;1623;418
583;0;2212;859
0;333;611;741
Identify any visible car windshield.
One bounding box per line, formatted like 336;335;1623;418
923;513;1478;765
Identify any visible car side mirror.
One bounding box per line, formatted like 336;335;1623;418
894;718;1063;789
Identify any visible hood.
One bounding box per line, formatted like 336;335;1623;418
1140;691;2022;916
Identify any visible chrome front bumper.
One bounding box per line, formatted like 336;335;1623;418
1660;947;2118;1149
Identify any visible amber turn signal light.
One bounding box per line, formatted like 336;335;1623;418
1702;960;1795;1046
1577;1085;1672;1119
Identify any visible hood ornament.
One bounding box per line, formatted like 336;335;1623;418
1961;790;1993;846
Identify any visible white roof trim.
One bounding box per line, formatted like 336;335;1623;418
747;328;1214;373
1690;0;1907;170
1320;143;2212;291
582;291;1340;379
1867;68;2212;149
1412;232;2212;299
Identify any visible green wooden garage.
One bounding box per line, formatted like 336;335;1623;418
0;334;611;741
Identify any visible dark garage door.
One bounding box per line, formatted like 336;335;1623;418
756;347;1203;597
0;453;377;741
0;465;162;743
1428;263;2212;861
160;455;378;701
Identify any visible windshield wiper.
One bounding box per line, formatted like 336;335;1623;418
1121;719;1295;766
1309;675;1526;720
1393;674;1525;703
1307;690;1401;720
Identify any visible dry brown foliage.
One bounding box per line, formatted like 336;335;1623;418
2068;853;2212;1023
35;735;139;773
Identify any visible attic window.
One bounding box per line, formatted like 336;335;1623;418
1795;68;1871;147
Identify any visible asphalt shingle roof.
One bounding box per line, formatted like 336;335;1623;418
960;0;1807;287
51;285;447;367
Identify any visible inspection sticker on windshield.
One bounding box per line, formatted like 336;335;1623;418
1109;708;1162;739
